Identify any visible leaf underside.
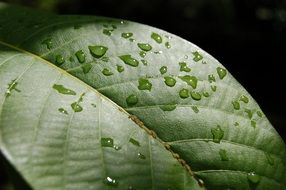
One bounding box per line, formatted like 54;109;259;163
0;3;285;190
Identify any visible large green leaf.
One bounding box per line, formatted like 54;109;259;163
0;3;285;190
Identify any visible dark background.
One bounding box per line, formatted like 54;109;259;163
0;0;286;189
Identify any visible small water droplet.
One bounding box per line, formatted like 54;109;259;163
217;67;227;79
192;51;203;62
240;95;249;103
265;152;274;166
91;103;97;108
71;102;83;112
126;95;138;106
164;76;176;87
139;51;146;58
191;105;199;113
119;55;139;67
165;42;171;49
160;66;167;74
89;45;108;58
103;29;113;36
75;50;86;63
208;74;216;83
203;92;210;97
244;109;253;119
179;88;189;99
137;43;152;51
102;68;113;76
256;111;263;117
251;120;256;128
53;84;76;95
128;186;135;190
184;55;188;59
160;104;177;111
141;60;148;65
5;79;20;97
121;32;133;38
129;138;140;146
179;62;191;72
219;149;229;161
101;56;109;62
103;176;118;187
211;85;217;92
138;152;146;159
58;108;68;114
117;65;124;73
101;137;114;147
232;101;240;110
55;55;65;66
191;91;201;101
211;125;224;143
234;122;239;126
81;63;92;74
179;75;198;89
151;32;162;43
41;38;52;49
154;50;162;54
113;145;121;150
247;172;261;184
138;78;152;91
129;38;135;42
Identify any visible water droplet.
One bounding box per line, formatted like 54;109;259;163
191;91;201;101
103;29;113;36
251;120;256;128
240;95;249;103
244;109;253;119
256;111;263;117
179;88;189;99
203;92;210;97
184;55;188;59
160;66;167;74
151;32;162;43
55;55;65;66
102;68;113;76
208;74;216;83
179;75;198;89
113;145;121;150
165;42;171;49
138;78;152;91
41;38;52;49
138;152;146;159
211;125;224;143
128;186;135;190
141;60;148;65
117;65;124;73
179;62;191;72
91;103;97;108
53;84;76;95
88;45;108;58
247;172;261;184
211;85;217;92
137;43;152;51
265;152;274;166
191;105;199;113
81;63;92;74
234;122;239;126
154;50;162;54
58;108;68;114
160;104;177;111
5;79;20;97
129;138;140;146
219;149;229;161
119;55;139;67
121;32;133;38
126;95;138;106
71;102;83;112
164;76;176;87
101;56;109;62
103;176;118;187
75;50;86;63
129;38;135;42
232;101;240;110
139;51;146;58
192;51;203;62
217;67;227;79
101;137;114;147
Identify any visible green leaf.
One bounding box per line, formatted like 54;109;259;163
0;2;285;190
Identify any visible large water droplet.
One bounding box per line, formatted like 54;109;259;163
217;67;227;79
232;101;240;110
240;95;249;103
179;88;189;99
75;50;86;63
103;176;118;187
160;66;167;74
5;79;20;97
58;108;68;114
265;152;274;166
138;152;146;159
138;78;152;91
53;84;76;95
191;91;201;101
119;55;139;67
219;149;229;161
211;125;224;143
41;38;52;49
71;102;83;112
179;62;191;72
121;32;133;38
81;63;92;74
55;55;65;66
164;76;176;87
137;43;152;51
88;45;108;58
208;74;216;83
117;65;124;73
192;51;203;62
129;138;140;147
160;104;177;111
101;137;114;147
126;95;138;106
165;42;171;49
151;32;162;43
247;172;261;184
179;75;198;89
102;68;113;76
